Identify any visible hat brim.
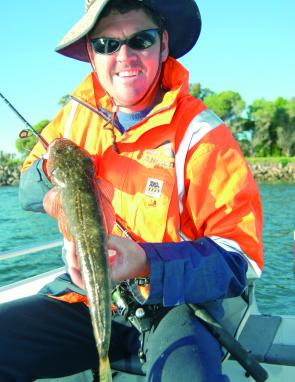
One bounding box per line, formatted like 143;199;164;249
55;0;201;61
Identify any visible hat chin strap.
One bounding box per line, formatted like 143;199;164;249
86;36;164;111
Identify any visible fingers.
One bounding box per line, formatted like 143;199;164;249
43;188;72;240
107;235;150;283
108;249;117;267
68;267;84;289
64;240;78;268
64;239;84;289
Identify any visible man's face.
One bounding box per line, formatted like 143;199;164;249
89;9;168;110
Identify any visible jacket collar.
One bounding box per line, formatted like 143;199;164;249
71;56;190;115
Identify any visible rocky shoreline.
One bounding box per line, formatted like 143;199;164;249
249;162;295;182
0;161;294;186
0;163;21;186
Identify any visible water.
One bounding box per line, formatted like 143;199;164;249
0;186;63;285
255;183;295;315
0;184;294;315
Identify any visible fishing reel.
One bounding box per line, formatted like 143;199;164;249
111;282;133;318
112;281;158;333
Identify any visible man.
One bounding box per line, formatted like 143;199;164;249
0;1;263;381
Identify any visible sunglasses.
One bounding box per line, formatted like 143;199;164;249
90;28;160;55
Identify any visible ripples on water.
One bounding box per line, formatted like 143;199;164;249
0;186;63;285
0;184;294;315
255;183;295;315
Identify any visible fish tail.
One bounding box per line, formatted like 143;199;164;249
99;355;112;382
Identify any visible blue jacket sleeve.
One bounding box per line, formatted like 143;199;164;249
139;237;248;307
19;158;53;213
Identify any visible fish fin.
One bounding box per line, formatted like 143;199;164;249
99;355;112;382
43;187;60;218
93;177;116;235
57;209;73;241
43;187;73;241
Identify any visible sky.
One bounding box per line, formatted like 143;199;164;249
0;0;294;154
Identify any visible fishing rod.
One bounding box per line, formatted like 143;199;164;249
0;92;48;149
188;303;269;382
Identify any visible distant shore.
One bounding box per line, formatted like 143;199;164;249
0;158;294;186
0;162;21;186
247;158;295;183
252;163;295;182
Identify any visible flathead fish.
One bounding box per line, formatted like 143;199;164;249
46;138;113;382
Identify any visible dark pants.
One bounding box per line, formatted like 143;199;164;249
0;295;229;382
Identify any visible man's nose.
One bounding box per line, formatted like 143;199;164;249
116;43;136;61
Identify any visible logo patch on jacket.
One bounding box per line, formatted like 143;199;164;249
141;141;175;169
145;178;163;199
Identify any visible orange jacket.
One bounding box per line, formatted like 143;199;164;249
22;57;263;280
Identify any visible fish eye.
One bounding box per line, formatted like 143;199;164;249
83;157;93;166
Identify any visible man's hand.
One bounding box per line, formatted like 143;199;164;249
108;235;150;283
62;234;150;288
64;239;85;289
43;188;72;240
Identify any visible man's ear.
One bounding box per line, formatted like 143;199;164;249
161;30;169;62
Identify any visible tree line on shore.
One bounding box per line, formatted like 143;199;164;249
190;83;295;157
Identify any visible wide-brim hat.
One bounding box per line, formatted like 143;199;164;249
55;0;201;62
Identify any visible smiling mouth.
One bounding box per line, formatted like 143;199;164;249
116;69;142;78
